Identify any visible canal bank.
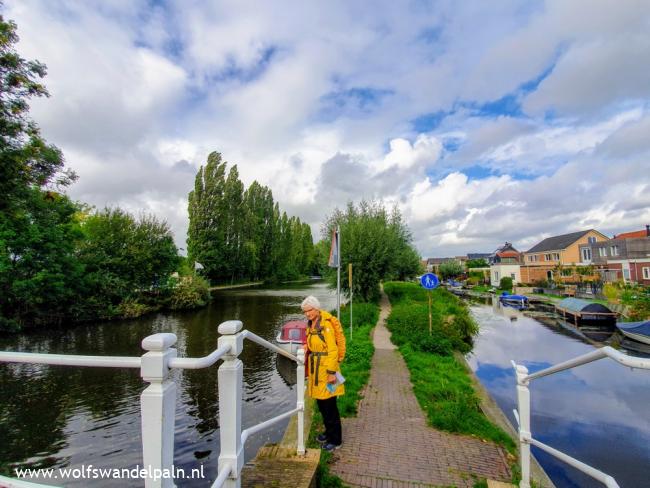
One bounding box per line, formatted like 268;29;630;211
317;284;532;488
466;297;650;488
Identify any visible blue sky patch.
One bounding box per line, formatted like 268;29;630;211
412;110;448;132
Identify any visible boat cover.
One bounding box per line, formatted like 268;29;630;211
616;320;650;336
556;298;614;314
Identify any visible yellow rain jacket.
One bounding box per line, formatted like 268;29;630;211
306;311;344;400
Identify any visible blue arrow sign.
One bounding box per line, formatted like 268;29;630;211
420;273;439;290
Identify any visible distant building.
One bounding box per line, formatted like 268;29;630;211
490;242;522;286
520;229;608;283
585;225;650;284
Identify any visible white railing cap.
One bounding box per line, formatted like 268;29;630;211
218;320;243;335
142;333;178;351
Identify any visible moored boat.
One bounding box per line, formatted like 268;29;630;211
499;291;529;308
555;298;617;327
616;320;650;345
275;320;307;355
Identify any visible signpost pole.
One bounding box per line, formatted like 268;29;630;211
420;273;439;336
428;290;432;336
349;263;353;340
336;226;341;321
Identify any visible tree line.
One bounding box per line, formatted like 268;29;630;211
187;152;315;283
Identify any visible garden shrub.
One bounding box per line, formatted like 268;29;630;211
169;275;211;310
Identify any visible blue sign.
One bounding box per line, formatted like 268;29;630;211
420;273;439;290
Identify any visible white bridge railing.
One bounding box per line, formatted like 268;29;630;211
512;346;650;488
0;320;305;488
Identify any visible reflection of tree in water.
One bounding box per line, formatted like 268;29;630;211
177;292;294;435
0;282;333;479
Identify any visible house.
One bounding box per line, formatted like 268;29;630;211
586;225;650;284
489;242;522;286
467;253;491;262
520;229;609;284
425;257;464;275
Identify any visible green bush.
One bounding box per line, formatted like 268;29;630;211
116;298;154;318
499;276;513;291
384;281;478;353
169;275;211;310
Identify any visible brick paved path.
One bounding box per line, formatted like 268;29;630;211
330;291;512;487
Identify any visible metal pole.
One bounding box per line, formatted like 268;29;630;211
514;364;531;488
140;333;178;488
428;290;432;335
337;226;341;321
296;348;306;456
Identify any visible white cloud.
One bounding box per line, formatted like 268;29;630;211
4;0;650;257
377;134;442;172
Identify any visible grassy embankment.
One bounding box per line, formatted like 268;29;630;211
383;281;517;487
308;300;379;488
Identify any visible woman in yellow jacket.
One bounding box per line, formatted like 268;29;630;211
301;295;344;452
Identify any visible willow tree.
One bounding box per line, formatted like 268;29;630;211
322;200;421;301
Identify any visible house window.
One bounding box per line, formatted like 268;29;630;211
598;247;607;257
643;267;650;280
610;245;619;256
510;273;516;279
623;268;630;280
588;236;596;244
494;271;499;281
552;253;560;260
544;253;552;261
581;248;592;262
528;254;538;262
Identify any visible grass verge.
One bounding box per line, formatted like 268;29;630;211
308;300;379;487
383;281;515;454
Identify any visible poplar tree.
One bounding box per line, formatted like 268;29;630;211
187;152;227;281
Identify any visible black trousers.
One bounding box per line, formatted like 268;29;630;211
316;397;342;445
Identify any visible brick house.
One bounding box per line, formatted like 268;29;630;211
520;229;609;284
585;225;650;285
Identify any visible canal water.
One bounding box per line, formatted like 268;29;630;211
0;281;336;486
467;298;650;488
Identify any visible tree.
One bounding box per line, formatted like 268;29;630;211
187;152;227;281
438;260;463;280
323;200;420;301
0;14;79;331
76;208;179;318
187;152;311;283
466;258;488;268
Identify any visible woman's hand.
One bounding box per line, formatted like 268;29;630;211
327;374;337;384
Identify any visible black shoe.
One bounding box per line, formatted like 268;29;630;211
316;433;328;444
322;442;341;452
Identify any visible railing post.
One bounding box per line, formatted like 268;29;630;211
141;333;178;488
296;348;306;456
515;364;531;488
217;321;245;488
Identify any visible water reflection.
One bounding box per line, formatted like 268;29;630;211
0;281;335;486
467;299;650;488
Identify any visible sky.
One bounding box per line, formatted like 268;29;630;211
5;0;650;258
